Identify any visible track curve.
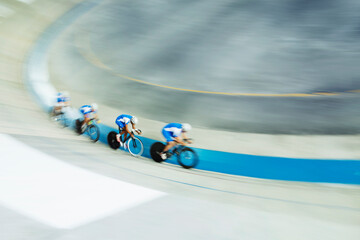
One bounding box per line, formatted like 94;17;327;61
0;0;359;239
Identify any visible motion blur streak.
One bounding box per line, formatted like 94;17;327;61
50;0;360;134
75;29;360;97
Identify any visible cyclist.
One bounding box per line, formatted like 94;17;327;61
52;91;70;117
78;103;98;132
115;114;142;147
159;123;192;160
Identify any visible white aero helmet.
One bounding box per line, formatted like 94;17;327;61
131;116;138;124
182;123;192;132
91;103;98;111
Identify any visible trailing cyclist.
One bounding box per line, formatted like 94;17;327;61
78;103;99;133
51;91;70;118
159;123;192;160
115;114;142;148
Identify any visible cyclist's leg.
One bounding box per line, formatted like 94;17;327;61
115;118;125;142
53;103;63;116
120;124;134;150
116;126;123;142
50;106;56;116
159;130;176;159
81;115;89;127
163;141;176;152
158;141;176;160
123;128;129;142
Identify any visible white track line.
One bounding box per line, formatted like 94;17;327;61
0;134;165;229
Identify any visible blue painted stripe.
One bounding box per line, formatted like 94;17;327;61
24;0;360;185
96;124;360;184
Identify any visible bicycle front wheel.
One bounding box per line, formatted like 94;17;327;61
87;124;100;142
51;113;67;128
177;148;199;169
127;137;144;157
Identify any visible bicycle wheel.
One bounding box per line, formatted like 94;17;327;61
61;115;70;127
177;147;199;169
107;131;120;149
150;142;166;163
75;119;82;134
87;124;100;142
50;113;66;128
127;137;144;157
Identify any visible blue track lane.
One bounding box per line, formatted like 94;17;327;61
97;124;360;184
25;0;360;184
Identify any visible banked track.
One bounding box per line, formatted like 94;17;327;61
0;1;360;239
25;0;360;184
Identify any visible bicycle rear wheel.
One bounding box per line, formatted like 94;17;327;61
107;131;120;149
150;142;166;163
177;147;199;169
87;124;100;142
50;113;66;128
75;119;82;134
127;137;144;157
61;115;71;128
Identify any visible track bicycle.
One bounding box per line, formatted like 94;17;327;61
107;129;144;157
49;107;72;127
75;118;100;142
150;139;199;169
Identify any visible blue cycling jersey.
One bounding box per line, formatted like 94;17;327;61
57;94;65;103
57;93;70;103
115;114;133;129
162;123;183;139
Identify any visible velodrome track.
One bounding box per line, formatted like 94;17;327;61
0;1;360;239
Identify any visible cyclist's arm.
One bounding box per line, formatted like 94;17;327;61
131;123;142;134
181;133;192;144
174;136;187;146
84;113;91;123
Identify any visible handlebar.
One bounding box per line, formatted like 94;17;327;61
131;129;142;134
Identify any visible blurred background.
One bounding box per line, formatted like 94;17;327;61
49;0;360;134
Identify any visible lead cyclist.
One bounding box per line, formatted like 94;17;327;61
159;123;192;160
